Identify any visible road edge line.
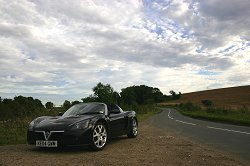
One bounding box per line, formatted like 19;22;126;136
207;126;250;135
175;119;197;126
168;110;174;120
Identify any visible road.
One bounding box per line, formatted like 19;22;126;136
149;108;250;160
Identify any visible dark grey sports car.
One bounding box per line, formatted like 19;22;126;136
27;102;138;150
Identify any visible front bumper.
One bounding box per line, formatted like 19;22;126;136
27;128;93;146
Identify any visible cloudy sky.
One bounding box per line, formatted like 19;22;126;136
0;0;249;105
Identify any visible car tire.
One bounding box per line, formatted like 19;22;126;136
91;122;108;151
127;118;138;138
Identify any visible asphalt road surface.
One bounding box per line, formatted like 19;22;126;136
149;108;250;161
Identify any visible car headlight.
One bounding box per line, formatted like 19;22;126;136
71;120;90;130
28;118;43;130
28;120;36;130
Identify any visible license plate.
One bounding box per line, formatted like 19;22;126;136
36;140;58;147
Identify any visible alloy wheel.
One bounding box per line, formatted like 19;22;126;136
93;124;107;149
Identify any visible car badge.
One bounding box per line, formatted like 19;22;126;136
45;131;50;140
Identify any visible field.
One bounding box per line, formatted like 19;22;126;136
161;85;250;108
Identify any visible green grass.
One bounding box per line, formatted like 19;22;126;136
0;107;63;146
161;103;250;126
180;109;250;126
0;117;31;145
121;104;162;122
0;105;161;146
137;107;162;121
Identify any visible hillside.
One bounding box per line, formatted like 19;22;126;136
161;85;250;108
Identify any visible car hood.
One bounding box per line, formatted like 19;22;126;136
34;115;94;131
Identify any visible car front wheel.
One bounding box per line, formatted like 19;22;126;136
91;122;107;151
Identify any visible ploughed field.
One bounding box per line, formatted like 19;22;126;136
0;119;248;166
161;85;250;108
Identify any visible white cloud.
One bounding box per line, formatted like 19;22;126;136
0;0;249;105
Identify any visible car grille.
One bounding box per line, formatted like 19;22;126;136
35;131;64;141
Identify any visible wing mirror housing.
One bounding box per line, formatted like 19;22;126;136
58;112;64;116
108;109;120;115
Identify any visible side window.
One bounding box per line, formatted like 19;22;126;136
108;105;121;114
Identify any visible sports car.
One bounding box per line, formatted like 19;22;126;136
27;102;138;150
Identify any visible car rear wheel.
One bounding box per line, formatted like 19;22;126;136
127;118;138;138
91;122;107;151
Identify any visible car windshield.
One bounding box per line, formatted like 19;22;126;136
62;103;105;117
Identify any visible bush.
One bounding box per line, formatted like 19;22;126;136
201;99;213;107
45;101;54;109
0;96;44;120
180;102;200;111
205;107;215;113
239;105;249;114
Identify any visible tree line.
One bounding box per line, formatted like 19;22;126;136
0;82;181;120
0;96;44;120
81;82;181;105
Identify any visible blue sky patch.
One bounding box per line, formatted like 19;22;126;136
196;70;220;76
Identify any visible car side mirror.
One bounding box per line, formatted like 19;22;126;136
58;112;64;116
109;109;120;115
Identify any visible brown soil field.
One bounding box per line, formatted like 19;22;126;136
160;85;250;108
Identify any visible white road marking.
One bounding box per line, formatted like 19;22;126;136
207;126;250;135
175;119;197;126
168;109;196;125
168;110;174;119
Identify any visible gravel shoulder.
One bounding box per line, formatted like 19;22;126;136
0;119;249;166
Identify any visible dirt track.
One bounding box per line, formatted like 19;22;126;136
0;120;248;166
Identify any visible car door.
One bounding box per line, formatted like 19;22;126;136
108;105;127;137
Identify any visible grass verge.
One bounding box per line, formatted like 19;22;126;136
161;103;250;126
0;117;31;145
137;107;162;122
179;109;250;126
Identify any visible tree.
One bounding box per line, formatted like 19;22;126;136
83;83;167;106
120;85;166;105
82;95;97;103
71;100;81;106
152;88;164;102
63;100;71;110
133;85;154;104
113;91;121;105
13;95;44;114
169;90;181;100
169;90;176;96
34;99;44;108
0;96;44;120
45;101;54;109
120;87;136;105
92;82;116;103
82;82;118;104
